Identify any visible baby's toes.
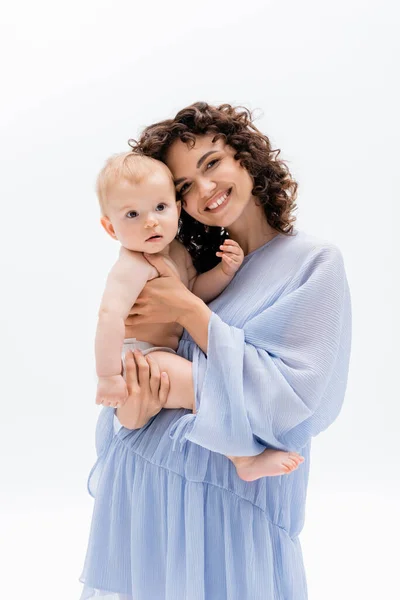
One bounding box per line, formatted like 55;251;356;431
282;455;303;472
282;459;297;473
281;461;294;473
288;452;304;465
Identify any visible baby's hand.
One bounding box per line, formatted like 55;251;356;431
216;239;244;276
96;375;128;408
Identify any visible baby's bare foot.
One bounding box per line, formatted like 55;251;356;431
227;450;305;482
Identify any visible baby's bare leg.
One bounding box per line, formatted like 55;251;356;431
147;351;195;412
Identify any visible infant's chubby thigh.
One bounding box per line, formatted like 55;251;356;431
145;350;195;412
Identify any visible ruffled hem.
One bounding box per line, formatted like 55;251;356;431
79;582;132;600
80;431;308;600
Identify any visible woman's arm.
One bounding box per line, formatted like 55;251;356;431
127;247;352;455
127;253;212;353
182;246;351;455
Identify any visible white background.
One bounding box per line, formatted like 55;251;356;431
1;1;399;598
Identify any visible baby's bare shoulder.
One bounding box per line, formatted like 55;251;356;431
169;239;190;266
116;246;157;280
118;246;146;267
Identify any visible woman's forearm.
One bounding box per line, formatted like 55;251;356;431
179;294;212;355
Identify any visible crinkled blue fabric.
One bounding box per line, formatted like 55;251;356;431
79;230;351;600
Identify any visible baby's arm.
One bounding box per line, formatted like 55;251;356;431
190;240;244;303
95;247;157;406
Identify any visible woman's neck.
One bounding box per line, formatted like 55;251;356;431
226;199;279;256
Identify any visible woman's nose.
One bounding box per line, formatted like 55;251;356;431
198;177;217;199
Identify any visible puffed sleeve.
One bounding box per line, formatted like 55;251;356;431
170;246;352;455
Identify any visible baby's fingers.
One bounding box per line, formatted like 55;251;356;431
220;242;243;255
217;251;243;264
221;255;235;265
221;239;240;247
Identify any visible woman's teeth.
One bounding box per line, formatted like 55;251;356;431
207;190;230;210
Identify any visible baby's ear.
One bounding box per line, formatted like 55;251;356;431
176;200;182;217
100;216;118;240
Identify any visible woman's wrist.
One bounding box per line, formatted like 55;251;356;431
179;293;212;354
179;292;208;327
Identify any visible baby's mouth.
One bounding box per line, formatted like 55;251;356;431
146;234;163;241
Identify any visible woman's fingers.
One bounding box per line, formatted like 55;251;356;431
143;253;179;278
146;354;161;396
124;350;140;394
158;372;170;406
133;349;150;387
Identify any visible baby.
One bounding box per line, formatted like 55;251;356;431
94;151;304;481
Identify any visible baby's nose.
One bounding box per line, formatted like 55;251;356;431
144;216;158;227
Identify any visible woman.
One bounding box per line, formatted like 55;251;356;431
80;102;351;600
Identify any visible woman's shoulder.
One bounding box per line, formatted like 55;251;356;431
280;229;343;258
240;230;346;295
267;229;345;276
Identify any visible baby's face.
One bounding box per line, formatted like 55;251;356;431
103;169;180;253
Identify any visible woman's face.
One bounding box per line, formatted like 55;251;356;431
165;134;255;228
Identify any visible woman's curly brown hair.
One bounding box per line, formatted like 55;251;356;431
129;102;298;273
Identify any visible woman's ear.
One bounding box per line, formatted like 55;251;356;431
100;216;118;240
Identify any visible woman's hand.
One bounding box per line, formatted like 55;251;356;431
125;253;195;328
115;349;170;430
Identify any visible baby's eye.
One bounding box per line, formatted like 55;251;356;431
156;203;166;211
126;211;138;219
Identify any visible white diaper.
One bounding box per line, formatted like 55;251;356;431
121;337;176;376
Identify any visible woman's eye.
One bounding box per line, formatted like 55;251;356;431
156;203;166;211
126;211;138;219
206;159;219;170
179;183;190;195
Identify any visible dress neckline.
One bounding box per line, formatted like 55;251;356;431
240;232;283;265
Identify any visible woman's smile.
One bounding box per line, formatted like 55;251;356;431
204;188;232;212
166;135;254;230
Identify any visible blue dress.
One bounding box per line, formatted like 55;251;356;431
79;230;351;600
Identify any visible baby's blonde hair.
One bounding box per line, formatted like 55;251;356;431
96;151;173;216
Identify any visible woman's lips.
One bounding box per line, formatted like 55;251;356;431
205;188;232;212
